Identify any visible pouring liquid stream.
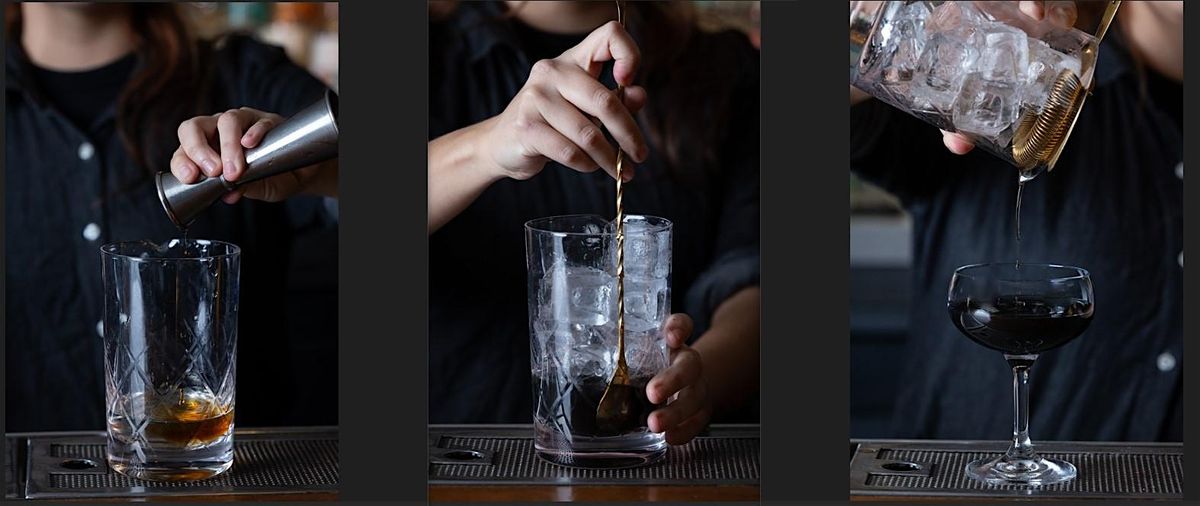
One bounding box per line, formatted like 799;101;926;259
174;227;188;355
1015;179;1024;270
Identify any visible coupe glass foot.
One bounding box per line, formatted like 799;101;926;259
966;454;1076;486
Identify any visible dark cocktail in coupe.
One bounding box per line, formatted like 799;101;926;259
947;263;1094;486
949;295;1093;355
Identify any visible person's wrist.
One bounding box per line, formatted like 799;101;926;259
467;117;511;184
690;329;734;418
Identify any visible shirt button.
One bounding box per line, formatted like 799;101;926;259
96;320;104;338
1157;352;1177;372
1179;251;1184;268
78;142;95;161
1175;161;1183;179
82;223;101;241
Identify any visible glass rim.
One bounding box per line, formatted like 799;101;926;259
952;262;1090;282
524;214;672;237
100;239;241;262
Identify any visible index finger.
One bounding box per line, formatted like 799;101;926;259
1018;1;1077;27
553;69;648;162
1042;1;1078;28
1019;1;1046;21
647;348;702;404
177;116;222;177
663;314;695;348
563;20;641;85
216;109;255;182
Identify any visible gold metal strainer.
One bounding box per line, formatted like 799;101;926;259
1010;0;1121;175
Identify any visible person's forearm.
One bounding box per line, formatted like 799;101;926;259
428;118;505;234
691;286;760;418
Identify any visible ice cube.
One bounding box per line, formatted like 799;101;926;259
897;0;932;22
977;24;1029;82
555;321;618;378
612;215;667;279
569;344;611;379
911;29;981;112
1021;39;1082;113
567;267;613;326
925;1;983;35
881;38;924;91
1045;28;1096;84
539;261;571;323
624;235;655;277
881;3;930;89
953;73;1019;140
623;277;669;332
624;329;668;375
652;230;671;278
1041;27;1094;58
539;263;614;326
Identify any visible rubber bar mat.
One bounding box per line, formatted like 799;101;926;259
13;427;338;500
430;424;759;486
850;439;1183;500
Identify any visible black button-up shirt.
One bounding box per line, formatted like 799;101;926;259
5;35;338;432
429;2;760;423
852;33;1182;441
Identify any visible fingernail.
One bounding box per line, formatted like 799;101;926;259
223;160;235;176
202;159;219;176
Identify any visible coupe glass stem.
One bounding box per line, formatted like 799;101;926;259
1005;354;1037;460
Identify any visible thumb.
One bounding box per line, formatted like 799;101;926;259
941;130;976;155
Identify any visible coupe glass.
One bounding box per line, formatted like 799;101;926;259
947;263;1094;485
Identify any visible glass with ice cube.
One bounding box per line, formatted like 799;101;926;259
525;214;672;468
850;1;1113;179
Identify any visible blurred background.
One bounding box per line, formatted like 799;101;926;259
187;2;339;91
694;0;761;48
850;174;909;437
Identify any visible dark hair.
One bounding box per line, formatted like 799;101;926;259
432;1;754;182
6;3;214;174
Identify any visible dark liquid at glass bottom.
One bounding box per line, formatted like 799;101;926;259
562;375;658;437
534;373;666;469
949;296;1093;355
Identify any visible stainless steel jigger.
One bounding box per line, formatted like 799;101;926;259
156;89;339;228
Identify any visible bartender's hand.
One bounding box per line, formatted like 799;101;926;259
171;107;338;204
646;314;712;445
939;1;1077;154
475;20;649;182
